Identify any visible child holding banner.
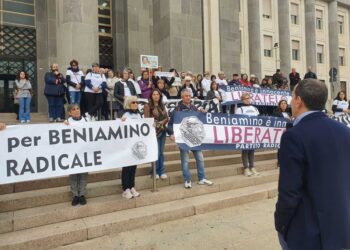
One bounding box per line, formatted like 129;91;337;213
236;93;260;177
64;104;89;206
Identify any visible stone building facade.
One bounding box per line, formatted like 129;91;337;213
0;0;349;113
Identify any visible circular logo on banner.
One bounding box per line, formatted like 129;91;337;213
132;141;147;160
179;116;205;147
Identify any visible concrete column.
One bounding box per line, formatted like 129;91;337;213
112;0;129;71
219;0;240;77
304;0;317;74
247;0;262;80
203;0;221;75
35;0;49;113
328;0;340;97
56;0;99;71
278;0;291;82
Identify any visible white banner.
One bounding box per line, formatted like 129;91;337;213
154;71;175;78
0;119;158;184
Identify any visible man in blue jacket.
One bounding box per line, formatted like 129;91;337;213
275;78;350;250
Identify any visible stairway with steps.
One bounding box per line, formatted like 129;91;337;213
1;113;49;125
0;139;279;250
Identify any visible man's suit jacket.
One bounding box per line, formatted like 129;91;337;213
275;112;350;250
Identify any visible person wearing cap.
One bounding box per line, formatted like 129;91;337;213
84;62;107;121
114;69;137;118
177;76;197;98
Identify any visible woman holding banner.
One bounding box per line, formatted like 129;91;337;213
144;89;169;179
332;91;350;116
236;93;260;177
120;96;141;199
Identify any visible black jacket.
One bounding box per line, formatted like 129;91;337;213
304;71;317;79
113;80;137;109
289;72;300;87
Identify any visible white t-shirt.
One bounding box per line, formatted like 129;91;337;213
333;99;349;116
67;116;87;124
84;72;106;94
66;69;84;92
236;105;260;116
215;78;228;87
202;78;211;97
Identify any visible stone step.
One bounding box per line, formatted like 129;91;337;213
0;151;277;195
0;159;277;212
0;169;278;233
0;180;278;250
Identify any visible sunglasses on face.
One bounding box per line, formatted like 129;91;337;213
131;101;138;104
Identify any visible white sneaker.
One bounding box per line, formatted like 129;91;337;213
155;174;159;180
26;120;30;123
198;179;213;186
244;168;253;177
20;120;25;123
250;168;260;176
130;187;140;197
122;189;133;199
184;181;192;189
160;174;167;179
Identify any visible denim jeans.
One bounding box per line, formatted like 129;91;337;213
69;91;81;104
46;95;64;119
18;97;31;121
156;132;166;175
179;149;206;182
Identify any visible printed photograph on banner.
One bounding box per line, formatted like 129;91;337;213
173;111;289;151
140;55;158;69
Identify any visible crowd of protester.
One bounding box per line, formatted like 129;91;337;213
6;60;350;205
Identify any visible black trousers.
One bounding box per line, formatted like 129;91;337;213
121;165;137;190
85;92;103;117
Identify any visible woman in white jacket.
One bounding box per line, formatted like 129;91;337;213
236;92;260;177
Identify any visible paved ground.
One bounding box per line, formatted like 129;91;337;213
58;197;280;250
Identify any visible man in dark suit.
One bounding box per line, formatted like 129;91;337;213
275;78;350;250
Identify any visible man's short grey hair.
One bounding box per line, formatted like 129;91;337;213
181;88;192;97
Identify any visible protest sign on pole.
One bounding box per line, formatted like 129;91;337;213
0;119;158;184
173;111;288;150
140;55;158;69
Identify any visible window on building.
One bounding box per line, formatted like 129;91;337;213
316;9;323;30
292;40;300;61
0;0;35;27
338;15;344;34
262;0;272;19
98;0;113;68
290;3;299;25
339;48;346;66
98;0;112;36
317;44;324;64
264;35;273;57
340;81;347;93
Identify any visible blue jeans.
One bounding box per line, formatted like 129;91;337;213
18;97;31;121
46;95;64;119
179;149;206;182
69;91;81;104
156;132;166;175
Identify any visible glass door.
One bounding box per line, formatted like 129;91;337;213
0;74;16;112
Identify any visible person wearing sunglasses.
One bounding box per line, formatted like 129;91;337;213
119;96;141;199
